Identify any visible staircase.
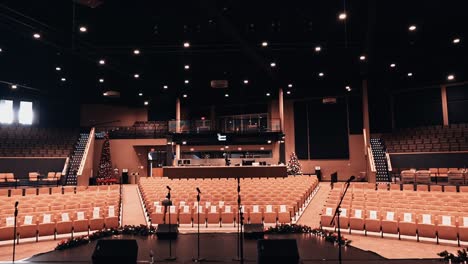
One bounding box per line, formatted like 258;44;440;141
370;138;391;182
64;132;89;185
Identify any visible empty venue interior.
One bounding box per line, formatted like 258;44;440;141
1;0;468;263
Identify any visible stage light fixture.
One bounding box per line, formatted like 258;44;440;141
183;94;188;98
184;80;189;84
183;42;190;48
225;93;229;97
315;46;321;52
409;25;417;31
133;49;140;55
99;59;105;65
134;74;140;79
184;65;190;70
270;62;276;67
408;72;413;77
338;12;347;20
138;93;143;96
447;74;455;81
33;33;41;39
99;78;104;83
266;93;270;96
163;85;168;89
261;41;268;47
61;77;66;82
453;38;460;44
55;67;61;71
286;91;291;95
359;55;366;61
11;84;17;89
319;72;324;77
288;84;293;88
79;26;87;32
243;80;249;84
144;101;149;105
390;63;396;68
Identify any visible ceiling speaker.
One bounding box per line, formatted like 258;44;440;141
211;80;228;89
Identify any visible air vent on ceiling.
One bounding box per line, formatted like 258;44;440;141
211;80;228;88
322;97;337;104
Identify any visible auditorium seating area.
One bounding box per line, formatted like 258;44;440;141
0;172;63;187
383;124;468;153
321;182;468;245
0;185;120;242
139;176;318;227
0;126;78;157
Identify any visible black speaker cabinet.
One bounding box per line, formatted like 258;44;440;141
257;239;299;264
92;239;138;264
244;224;264;239
156;224;179;240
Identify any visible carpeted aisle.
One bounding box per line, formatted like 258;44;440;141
121;184;147;226
296;182;331;227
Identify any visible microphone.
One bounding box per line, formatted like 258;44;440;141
166;186;171;191
15;201;19;208
346;176;356;183
196;187;201;194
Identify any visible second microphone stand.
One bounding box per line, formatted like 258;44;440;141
330;179;352;264
13;201;18;263
192;188;205;262
164;189;176;261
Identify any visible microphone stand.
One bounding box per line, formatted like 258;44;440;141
164;189;176;261
330;179;352;264
193;188;204;262
13;201;18;263
233;176;244;263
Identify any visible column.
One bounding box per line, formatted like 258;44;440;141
362;79;374;183
278;88;286;163
176;97;181;133
441;85;449;126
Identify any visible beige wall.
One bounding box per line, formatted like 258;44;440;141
283;99;366;181
93;139;167;178
80;104;148;127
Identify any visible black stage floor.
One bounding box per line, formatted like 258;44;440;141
26;233;440;263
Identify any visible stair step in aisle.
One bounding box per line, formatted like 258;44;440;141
370;138;391;182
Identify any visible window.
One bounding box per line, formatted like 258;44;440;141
19;101;33;125
0;99;14;124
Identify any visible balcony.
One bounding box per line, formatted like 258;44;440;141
169;118;281;134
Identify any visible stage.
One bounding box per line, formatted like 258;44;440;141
163;165;287;178
25;233;440;263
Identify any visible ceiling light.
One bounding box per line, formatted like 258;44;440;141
133;49;140;55
338;12;347;20
447;74;455;81
315;46;321;52
61;77;66;82
453;38;460;44
345;86;352;91
243;80;249;84
134;74;140;79
33;33;41;39
183;42;190;48
183;94;187;98
390;63;396;68
225;93;229;97
267;140;272;144
11;84;17;89
407;72;413;77
144;101;149;106
79;26;87;32
287;84;293;88
163;85;168;89
99;59;105;65
359;55;366;61
266;93;270;96
184;80;189;84
237;147;242;151
190;148;194;151
103;92;108;96
182;141;187;145
318;72;324;77
55;67;61;71
286;91;291;95
270;62;276;67
138;93;143;96
409;25;417;31
0;48;2;52
99;78;104;83
261;41;268;47
184;65;190;70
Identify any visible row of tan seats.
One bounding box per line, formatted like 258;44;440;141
139;176;318;226
0;185;120;242
321;183;468;244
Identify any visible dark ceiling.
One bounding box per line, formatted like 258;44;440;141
0;0;467;107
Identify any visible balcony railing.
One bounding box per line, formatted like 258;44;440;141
95;126;168;139
169;118;281;133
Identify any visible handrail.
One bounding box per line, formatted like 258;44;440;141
385;153;393;171
368;146;376;172
78;127;95;176
62;157;70;175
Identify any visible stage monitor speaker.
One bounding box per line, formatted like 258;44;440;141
244;223;264;239
257;239;299;264
156;224;179;240
92;239;138;264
